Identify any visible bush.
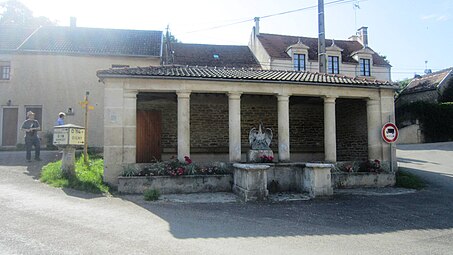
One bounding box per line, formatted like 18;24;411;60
395;170;425;190
40;157;109;194
144;189;160;201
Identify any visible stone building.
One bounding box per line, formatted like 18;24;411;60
249;18;392;82
0;25;162;147
97;66;397;186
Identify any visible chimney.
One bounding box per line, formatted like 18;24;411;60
70;17;77;28
254;17;260;36
358;26;368;47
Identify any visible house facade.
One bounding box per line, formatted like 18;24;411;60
0;25;162;148
97;66;397;186
249;18;392;82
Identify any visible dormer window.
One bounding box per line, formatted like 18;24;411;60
328;56;339;74
360;58;371;76
293;54;306;71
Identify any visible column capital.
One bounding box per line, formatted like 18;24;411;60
277;94;291;101
228;92;242;99
123;90;138;98
323;96;337;103
367;97;380;105
176;91;191;99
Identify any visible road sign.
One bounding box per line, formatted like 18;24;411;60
382;122;399;143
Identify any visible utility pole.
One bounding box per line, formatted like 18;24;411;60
318;0;327;73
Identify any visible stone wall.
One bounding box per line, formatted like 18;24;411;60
336;99;368;161
137;93;367;160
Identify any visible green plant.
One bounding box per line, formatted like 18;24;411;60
40;157;109;194
44;131;57;150
122;164;140;177
395;169;426;190
144;189;160;201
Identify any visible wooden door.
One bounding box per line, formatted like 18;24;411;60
2;108;18;146
136;110;162;163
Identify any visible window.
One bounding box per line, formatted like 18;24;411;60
25;107;42;127
359;58;371;76
293;54;305;71
328;56;339;74
1;64;11;80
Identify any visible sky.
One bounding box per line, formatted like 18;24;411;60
10;0;453;81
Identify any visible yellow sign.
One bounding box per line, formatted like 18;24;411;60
69;128;85;145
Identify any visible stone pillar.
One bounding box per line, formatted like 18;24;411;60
177;91;191;162
233;163;270;202
228;92;242;162
380;90;396;169
324;96;337;162
123;90;137;164
103;83;126;186
367;98;382;160
299;163;333;197
278;94;290;162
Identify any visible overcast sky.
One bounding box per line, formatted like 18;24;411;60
13;0;453;81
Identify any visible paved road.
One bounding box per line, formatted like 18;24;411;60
0;146;453;255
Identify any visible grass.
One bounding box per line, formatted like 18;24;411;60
395;169;426;190
144;189;160;201
40;156;109;194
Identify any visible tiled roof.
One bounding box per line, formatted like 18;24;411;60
0;26;36;51
18;26;163;57
97;66;393;87
170;43;261;68
400;68;453;95
257;33;390;66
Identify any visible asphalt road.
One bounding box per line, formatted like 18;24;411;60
0;144;452;255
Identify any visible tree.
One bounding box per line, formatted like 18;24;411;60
0;0;55;27
396;78;411;95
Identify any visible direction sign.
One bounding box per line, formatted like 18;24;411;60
382;123;399;143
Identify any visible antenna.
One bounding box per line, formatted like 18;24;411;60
353;0;360;32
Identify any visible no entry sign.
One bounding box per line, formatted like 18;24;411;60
382;123;398;143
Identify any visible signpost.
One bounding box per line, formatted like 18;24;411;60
382;122;399;172
53;124;85;178
79;91;94;164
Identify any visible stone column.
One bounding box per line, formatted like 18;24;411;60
367;98;382;160
277;94;291;162
228;92;242;162
324;96;337;162
177;91;191;162
123;90;137;164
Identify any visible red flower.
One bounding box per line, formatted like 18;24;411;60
184;156;192;164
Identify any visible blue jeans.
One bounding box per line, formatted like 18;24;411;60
25;136;40;160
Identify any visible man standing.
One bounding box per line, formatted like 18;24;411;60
21;111;41;162
56;112;65;125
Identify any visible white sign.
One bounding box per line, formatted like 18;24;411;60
382;123;399;143
53;128;69;145
53;125;85;146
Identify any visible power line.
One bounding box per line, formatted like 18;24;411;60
184;0;362;34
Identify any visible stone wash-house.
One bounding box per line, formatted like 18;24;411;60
0;24;162;148
97;66;397;186
249;18;392;82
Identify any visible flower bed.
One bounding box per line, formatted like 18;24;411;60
119;157;233;194
332;160;395;188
